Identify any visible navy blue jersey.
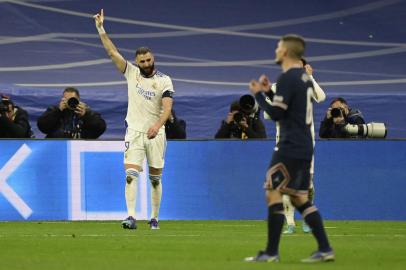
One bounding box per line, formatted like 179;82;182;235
274;68;314;160
254;68;314;160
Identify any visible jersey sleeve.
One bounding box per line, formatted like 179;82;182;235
310;75;326;103
123;61;140;80
162;76;175;97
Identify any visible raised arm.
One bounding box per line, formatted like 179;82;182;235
94;9;126;73
304;64;326;103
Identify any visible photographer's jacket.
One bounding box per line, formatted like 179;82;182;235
0;106;33;138
165;117;186;139
215;115;266;139
319;108;365;138
37;106;106;139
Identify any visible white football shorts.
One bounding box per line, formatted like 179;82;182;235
124;129;166;168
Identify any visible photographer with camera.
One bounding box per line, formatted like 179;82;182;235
165;109;186;139
37;87;106;139
215;95;266;139
319;97;365;138
0;94;34;138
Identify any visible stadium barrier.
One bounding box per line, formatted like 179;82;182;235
1;139;405;221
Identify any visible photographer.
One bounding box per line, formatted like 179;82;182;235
37;87;106;139
0;94;34;138
319;97;365;138
165;109;186;139
215;97;266;139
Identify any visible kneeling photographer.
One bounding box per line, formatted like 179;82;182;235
37;87;106;139
0;94;34;138
215;95;266;139
319;97;386;139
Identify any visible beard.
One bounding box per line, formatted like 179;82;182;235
139;63;155;77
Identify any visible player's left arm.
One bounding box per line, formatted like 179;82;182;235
250;80;286;121
147;92;173;139
304;64;326;103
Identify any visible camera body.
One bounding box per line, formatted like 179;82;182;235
331;107;344;118
342;122;387;138
233;111;244;123
67;97;79;110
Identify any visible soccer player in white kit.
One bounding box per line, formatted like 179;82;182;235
260;61;326;234
94;10;174;230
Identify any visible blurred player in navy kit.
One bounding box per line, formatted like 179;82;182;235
259;59;326;235
245;34;334;263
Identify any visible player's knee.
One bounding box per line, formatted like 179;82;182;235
149;174;161;188
269;202;284;215
126;168;139;184
296;201;318;218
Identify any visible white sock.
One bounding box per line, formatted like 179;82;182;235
149;174;162;220
125;168;139;218
282;194;295;226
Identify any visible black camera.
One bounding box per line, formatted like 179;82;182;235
233;95;259;124
233;112;244;123
67;97;79;110
331;107;344;118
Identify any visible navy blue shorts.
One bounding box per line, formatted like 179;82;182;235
265;151;311;196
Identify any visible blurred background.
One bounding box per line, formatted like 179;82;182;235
1;0;405;139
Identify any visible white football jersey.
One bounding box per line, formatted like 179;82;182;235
124;61;174;134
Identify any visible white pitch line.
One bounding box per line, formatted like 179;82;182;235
0;233;202;238
284;234;406;238
1;233;404;238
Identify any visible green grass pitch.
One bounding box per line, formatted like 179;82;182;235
0;220;405;270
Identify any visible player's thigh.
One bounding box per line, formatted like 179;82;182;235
265;152;310;195
282;157;311;195
145;133;166;169
124;130;146;169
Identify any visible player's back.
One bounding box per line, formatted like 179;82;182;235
275;68;313;161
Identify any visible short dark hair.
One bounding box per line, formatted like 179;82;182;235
63;87;80;98
281;34;305;60
135;47;152;57
330;97;347;106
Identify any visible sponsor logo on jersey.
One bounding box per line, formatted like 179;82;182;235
135;84;156;100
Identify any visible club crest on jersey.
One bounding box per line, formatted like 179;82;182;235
152;82;158;90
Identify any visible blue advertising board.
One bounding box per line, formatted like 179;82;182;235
0;140;405;221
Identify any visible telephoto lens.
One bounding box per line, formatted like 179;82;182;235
239;95;258;114
67;97;79;110
331;108;342;118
